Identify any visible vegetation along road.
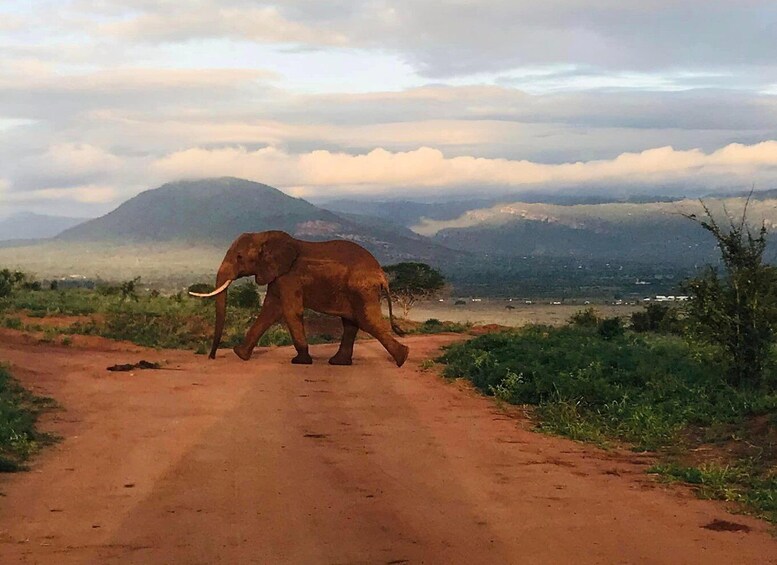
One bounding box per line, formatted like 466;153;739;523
0;329;774;564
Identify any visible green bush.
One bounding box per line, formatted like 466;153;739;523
569;307;600;328
682;202;777;387
597;316;624;340
0;365;56;472
631;304;682;334
415;318;470;334
438;327;777;450
228;283;261;309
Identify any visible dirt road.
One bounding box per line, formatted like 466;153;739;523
0;330;774;564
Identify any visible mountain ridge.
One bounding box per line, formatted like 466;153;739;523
0;212;88;242
57;177;465;265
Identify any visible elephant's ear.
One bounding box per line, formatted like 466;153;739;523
256;233;299;283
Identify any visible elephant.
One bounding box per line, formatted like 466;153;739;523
189;230;409;367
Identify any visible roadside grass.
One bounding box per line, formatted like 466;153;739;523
437;325;777;523
1;288;467;353
0;365;57;472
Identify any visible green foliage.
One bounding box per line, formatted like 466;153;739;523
383;262;445;317
682;202;777;387
438;326;777;521
257;326;293;347
3;317;22;330
438;327;777;450
187;283;211;294
569;307;600;328
228;283;261;309
650;463;777;523
631;303;682;334
119;277;141;301
0;365;56;472
414;318;470;334
0;268;28;298
597;316;624;340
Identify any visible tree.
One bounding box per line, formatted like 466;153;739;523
630;304;682;334
119;277;141;301
681;198;777;387
383;262;445;318
0;268;28;298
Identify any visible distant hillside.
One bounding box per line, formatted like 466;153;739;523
58;177;463;265
319;193;685;228
0;212;87;241
417;198;777;264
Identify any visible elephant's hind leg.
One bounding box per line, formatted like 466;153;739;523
356;301;409;367
329;318;358;365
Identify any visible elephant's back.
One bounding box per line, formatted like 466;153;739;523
303;239;382;269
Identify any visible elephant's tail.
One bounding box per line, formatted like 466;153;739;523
381;283;405;336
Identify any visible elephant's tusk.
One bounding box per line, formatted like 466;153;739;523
189;279;232;298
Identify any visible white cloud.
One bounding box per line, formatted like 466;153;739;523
57;1;777;80
152;141;777;197
99;4;349;46
4;184;118;204
42;143;123;176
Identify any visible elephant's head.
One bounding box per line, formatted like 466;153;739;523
189;231;299;359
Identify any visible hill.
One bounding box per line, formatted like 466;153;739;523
0;212;87;241
416;198;777;264
56;177;463;266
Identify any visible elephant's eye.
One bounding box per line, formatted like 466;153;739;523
237;253;243;260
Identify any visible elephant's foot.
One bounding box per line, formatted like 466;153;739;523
394;344;410;367
233;345;253;361
328;353;353;366
291;352;313;365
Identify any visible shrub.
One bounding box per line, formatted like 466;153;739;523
597;317;624;340
0;365;56;472
569;307;600;328
682;199;777;387
437;327;777;449
228;283;261;309
416;318;470;334
631;304;682;334
0;269;28;298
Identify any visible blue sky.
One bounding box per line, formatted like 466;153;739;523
1;1;777;216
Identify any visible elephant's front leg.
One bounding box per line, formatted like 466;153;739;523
279;284;312;364
233;293;282;361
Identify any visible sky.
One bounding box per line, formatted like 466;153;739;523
1;0;777;217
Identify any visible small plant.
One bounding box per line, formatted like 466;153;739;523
3;317;22;330
569;307;600;328
489;370;523;402
419;359;436;372
119;277;141;302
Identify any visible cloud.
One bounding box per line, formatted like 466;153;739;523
4;184;118;204
0;67;274;120
98;3;349;46
59;1;777;79
152;141;777;197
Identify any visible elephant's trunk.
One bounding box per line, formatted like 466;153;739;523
208;267;233;359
